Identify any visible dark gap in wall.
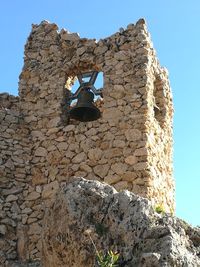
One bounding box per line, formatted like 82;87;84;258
153;76;167;128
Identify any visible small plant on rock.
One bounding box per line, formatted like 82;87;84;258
85;228;119;267
96;250;119;267
155;204;165;214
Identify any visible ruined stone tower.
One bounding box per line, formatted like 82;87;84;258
0;19;174;264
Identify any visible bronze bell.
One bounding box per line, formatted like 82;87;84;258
69;89;101;122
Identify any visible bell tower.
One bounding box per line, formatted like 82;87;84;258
15;18;174;259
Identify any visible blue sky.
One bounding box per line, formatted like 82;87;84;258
0;0;199;226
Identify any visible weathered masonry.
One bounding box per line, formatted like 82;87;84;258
0;19;174;264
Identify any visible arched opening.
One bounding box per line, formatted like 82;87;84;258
63;71;104;123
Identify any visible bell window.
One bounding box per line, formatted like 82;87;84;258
65;71;103;122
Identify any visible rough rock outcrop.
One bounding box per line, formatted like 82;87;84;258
42;178;200;267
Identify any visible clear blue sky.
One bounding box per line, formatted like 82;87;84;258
0;0;199;226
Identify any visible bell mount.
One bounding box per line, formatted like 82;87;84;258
69;71;103;101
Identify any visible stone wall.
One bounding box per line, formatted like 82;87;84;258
0;94;30;265
0;18;174;264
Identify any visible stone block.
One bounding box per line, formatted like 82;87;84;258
42;181;59;199
125;155;137;165
5;195;18;202
72;152;86;164
34;147;47;157
125;129;142;141
111;163;127;175
27;192;40;201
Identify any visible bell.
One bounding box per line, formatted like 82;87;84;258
69;89;101;122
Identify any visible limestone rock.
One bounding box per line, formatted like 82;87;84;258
134;147;148;156
27;191;40;201
42;181;59;199
5;261;41;267
104;174;121;185
134;162;148;171
111;162;127;175
79;163;92;173
61;32;80;41
103;107;123;120
113;139;126;148
6;194;18;202
17;223;29;262
63;124;75;132
32;170;47;185
2;187;23;196
42;178;200;267
125;129;142;141
0;224;7;235
121;171;137;181
88;148;102;161
113;180;128;191
72;152;86;164
93;164;109;178
110;85;125;99
34;147;47;157
125;155;137;165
